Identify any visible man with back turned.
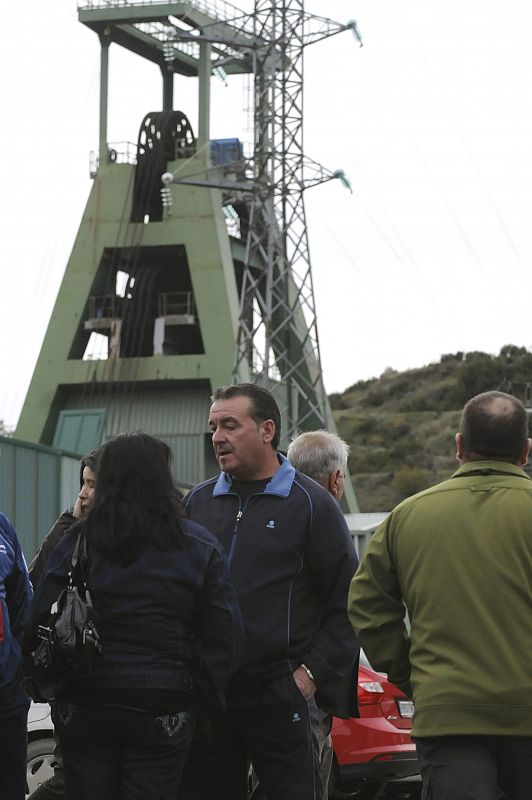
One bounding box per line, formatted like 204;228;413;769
349;390;532;800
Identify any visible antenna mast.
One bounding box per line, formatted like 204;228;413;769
234;1;360;436
165;1;361;437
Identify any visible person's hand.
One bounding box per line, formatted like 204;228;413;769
73;496;84;519
292;666;316;700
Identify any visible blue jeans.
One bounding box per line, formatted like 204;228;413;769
55;701;196;800
0;703;28;800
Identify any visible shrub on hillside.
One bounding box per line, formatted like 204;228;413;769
393;466;434;500
329;393;351;410
347;415;378;436
441;352;464;363
456;353;501;400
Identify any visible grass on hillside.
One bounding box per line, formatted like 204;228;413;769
331;346;532;511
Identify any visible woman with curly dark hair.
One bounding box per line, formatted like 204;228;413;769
28;433;243;800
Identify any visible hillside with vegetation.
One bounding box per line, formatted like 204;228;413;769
331;345;532;512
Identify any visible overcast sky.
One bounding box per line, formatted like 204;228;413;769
1;0;531;428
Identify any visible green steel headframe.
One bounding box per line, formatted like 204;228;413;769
16;0;360;508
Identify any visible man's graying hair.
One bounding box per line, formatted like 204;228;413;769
460;390;529;463
287;430;349;485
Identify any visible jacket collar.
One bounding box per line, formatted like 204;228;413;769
451;460;530;480
213;453;295;497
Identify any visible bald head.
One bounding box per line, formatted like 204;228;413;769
458;391;530;464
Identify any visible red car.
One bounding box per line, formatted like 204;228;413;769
330;658;418;799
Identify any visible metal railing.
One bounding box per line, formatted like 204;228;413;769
87;295;122;319
78;0;249;28
158;292;196;318
89;143;138;177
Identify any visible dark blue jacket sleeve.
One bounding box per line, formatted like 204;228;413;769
1;515;33;645
303;492;360;717
0;513;33;705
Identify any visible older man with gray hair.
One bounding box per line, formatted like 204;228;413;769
287;430;350;502
287;429;351;799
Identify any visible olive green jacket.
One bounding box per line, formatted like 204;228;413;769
348;461;532;737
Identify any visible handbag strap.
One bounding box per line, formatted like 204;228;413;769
68;533;89;589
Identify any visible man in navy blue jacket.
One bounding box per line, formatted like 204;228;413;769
183;384;359;800
0;512;33;799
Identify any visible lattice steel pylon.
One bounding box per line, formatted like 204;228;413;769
234;2;361;437
162;1;361;438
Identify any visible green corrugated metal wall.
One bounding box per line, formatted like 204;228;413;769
0;432;207;560
63;386;213;485
0;436;79;561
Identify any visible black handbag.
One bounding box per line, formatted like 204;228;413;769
23;533;102;701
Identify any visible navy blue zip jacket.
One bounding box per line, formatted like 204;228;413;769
0;513;32;708
185;455;359;718
26;518;244;708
